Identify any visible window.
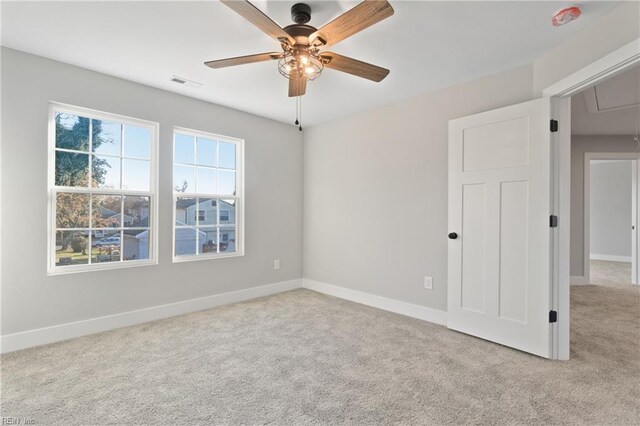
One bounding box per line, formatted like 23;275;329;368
173;128;243;260
48;103;158;274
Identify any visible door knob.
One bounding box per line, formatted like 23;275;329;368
448;232;458;240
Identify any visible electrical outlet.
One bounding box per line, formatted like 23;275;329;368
273;259;280;270
424;276;433;290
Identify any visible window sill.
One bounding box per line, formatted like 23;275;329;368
47;259;158;276
172;251;244;263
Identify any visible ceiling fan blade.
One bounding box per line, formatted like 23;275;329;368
310;0;394;48
220;0;295;45
204;52;281;69
288;75;307;97
321;52;389;82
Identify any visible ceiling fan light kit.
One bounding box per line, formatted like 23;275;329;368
277;26;325;81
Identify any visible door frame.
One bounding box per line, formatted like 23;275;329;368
583;154;640;286
543;37;640;360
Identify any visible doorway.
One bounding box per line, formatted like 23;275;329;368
567;58;640;288
546;38;639;359
583;155;640;286
559;61;640;359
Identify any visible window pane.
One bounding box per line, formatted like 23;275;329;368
219;227;237;253
124;125;151;159
55;113;89;151
196;137;216;167
91;230;121;263
199;227;218;254
175;197;196;226
56;193;89;228
175;227;197;256
219;199;236;225
92;155;121;189
123;229;150;261
92;120;121;156
219;142;236;169
218;170;236;195
174;165;195;193
91;195;122;228
175;133;195;164
55;151;89;187
197;167;216;194
198;198;217;225
123;196;150;227
56;230;89;266
122;159;150;191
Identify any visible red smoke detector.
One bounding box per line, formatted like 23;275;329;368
552;6;582;27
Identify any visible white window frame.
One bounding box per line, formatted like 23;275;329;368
172;126;244;262
47;102;159;275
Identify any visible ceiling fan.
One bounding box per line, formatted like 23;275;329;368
205;0;394;98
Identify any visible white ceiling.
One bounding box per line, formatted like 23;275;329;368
572;65;640;135
1;1;620;126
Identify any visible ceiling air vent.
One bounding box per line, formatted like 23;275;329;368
170;75;202;88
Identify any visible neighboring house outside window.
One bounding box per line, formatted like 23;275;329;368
48;103;158;274
173;127;243;260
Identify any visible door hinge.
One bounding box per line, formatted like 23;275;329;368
549;310;558;323
550;119;559;132
550;215;558;228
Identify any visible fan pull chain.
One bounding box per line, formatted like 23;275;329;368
294;96;303;131
299;96;303;131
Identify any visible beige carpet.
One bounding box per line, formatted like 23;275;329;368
2;264;639;425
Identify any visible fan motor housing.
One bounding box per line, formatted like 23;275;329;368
291;3;311;24
284;24;316;39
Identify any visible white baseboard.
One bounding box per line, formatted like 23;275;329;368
571;275;590;285
303;278;447;326
590;254;632;263
1;279;302;354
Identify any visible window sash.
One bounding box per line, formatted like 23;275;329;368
48;102;158;274
172;127;243;261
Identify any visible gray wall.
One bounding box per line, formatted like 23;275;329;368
302;1;639;312
570;136;638;276
1;48;303;335
590;161;632;258
303;65;534;312
2;0;636;335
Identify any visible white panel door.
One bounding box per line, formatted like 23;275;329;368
448;98;553;358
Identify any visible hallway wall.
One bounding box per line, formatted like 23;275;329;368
571;136;638;277
590;160;632;261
